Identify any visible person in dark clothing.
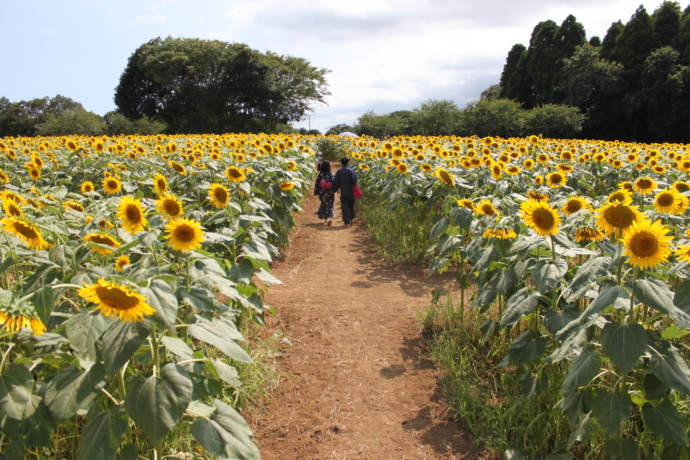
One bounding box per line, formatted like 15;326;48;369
333;157;358;225
314;160;335;226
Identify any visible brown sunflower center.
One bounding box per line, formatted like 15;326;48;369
14;221;39;239
214;188;228;202
657;193;675;207
95;286;139;310
629;231;659;258
637;179;653;189
531;208;555;230
163;200;181;216
125;205;142;223
174;225;195;243
566;201;583;213
603;205;636;229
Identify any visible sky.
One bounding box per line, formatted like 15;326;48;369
0;0;664;134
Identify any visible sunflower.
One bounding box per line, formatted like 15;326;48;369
618;181;634;192
527;191;549;202
520;200;561;236
621;219;673;269
574;227;605;243
653;189;686;215
225;166;246;182
115;255;131;272
117;196;148;234
562;197;591;216
166;217;205;252
672;181;690;193
156;194;184;220
64;200;85;213
102;177;122;195
634;177;657;194
83;232;121;255
285;161;297;171
0;169;8;184
434;168;455;186
152;174;168;196
208;184;230;208
475;199;498;217
457;199;474;211
490;163;503;180
168;160;187;176
483;228;517;239
523;159;536;169
1;217;48;250
595;202;643;237
505;165;521;175
0;311;45;335
78;279;155;323
81;181;95;194
2;200;23;218
28;167;41;180
607;189;633;205
279;181;295;191
546;172;566;188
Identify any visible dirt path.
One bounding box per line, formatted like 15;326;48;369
251;194;483;459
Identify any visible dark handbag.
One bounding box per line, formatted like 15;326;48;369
353;184;363;199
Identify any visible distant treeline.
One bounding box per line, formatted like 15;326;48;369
333;2;690;142
500;2;690;143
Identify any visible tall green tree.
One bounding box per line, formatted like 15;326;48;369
115;37;329;134
560;44;624;139
500;44;530;102
600;21;625;60
525;20;560;107
641;46;688;141
653;1;682;48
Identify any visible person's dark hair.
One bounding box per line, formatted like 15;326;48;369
320;160;331;173
340;157;350;166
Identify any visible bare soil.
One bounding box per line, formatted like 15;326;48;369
250;194;485;459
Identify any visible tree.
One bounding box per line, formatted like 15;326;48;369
411;99;461;136
641;47;687;141
600;21;625;60
461;98;524;138
559;44;624;139
480;85;502;101
0;95;84;137
525;20;561;107
355;110;407;138
653;1;682;48
115;37;329;134
500;44;530;103
103;111;166;135
35;109;106;136
523;104;585;138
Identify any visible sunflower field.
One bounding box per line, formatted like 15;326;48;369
344;135;690;458
0;133;314;459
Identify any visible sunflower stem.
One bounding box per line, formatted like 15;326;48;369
550;235;556;262
150;325;160;378
629;266;639;323
0;342;15;372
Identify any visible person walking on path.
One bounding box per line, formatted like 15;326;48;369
333;157;358;225
314;160;335;226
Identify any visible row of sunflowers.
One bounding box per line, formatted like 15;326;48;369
347;134;690;457
0;133;315;459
